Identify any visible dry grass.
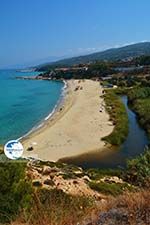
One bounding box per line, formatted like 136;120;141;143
98;189;150;225
13;188;96;225
11;189;150;225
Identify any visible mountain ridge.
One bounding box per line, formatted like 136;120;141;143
36;42;150;70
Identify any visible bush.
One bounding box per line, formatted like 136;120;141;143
89;181;132;196
128;87;150;102
127;87;150;136
125;148;150;187
0;161;32;223
86;168;122;180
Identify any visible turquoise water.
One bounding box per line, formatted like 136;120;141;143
0;70;64;144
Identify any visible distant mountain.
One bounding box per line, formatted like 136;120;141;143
1;56;66;70
36;42;150;70
30;55;67;67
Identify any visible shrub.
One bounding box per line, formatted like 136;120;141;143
127;87;150;136
86;168;122;180
125;148;150;187
89;181;132;196
0;160;32;223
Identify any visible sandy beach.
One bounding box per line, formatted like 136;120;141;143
23;79;114;161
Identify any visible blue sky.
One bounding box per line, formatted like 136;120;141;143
0;0;150;68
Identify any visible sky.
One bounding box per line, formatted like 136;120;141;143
0;0;150;68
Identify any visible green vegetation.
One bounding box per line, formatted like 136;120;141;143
102;90;128;145
125;148;150;187
132;98;150;135
0;148;150;224
0;160;32;223
86;168;122;180
89;181;132;196
36;42;150;68
128;87;150;101
110;75;139;87
128;87;150;136
62;172;77;180
136;55;150;65
40;61;116;80
0;159;94;224
88;149;150;196
2;56;150;224
2;45;150;224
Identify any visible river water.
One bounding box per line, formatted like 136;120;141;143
61;96;149;169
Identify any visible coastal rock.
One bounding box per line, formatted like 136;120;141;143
42;166;52;175
83;175;91;182
34;167;43;174
42;166;60;175
100;176;124;184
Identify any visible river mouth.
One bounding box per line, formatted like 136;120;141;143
60;96;149;169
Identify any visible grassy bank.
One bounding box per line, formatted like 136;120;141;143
128;87;150;137
102;90;128;145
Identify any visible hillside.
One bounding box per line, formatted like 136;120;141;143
36;42;150;70
1;147;150;225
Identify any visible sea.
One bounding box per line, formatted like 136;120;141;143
0;70;64;145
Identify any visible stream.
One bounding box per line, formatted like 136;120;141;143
61;96;149;169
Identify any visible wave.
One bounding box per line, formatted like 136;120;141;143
44;80;67;120
18;80;67;141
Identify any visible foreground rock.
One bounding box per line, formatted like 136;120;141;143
27;160;106;200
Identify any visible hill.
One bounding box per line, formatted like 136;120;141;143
1;148;150;225
36;42;150;70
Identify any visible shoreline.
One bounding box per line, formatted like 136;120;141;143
22;79;114;161
19;80;68;142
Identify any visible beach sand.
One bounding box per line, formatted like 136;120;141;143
23;79;114;161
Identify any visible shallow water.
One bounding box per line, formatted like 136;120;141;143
60;96;149;169
0;70;64;144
